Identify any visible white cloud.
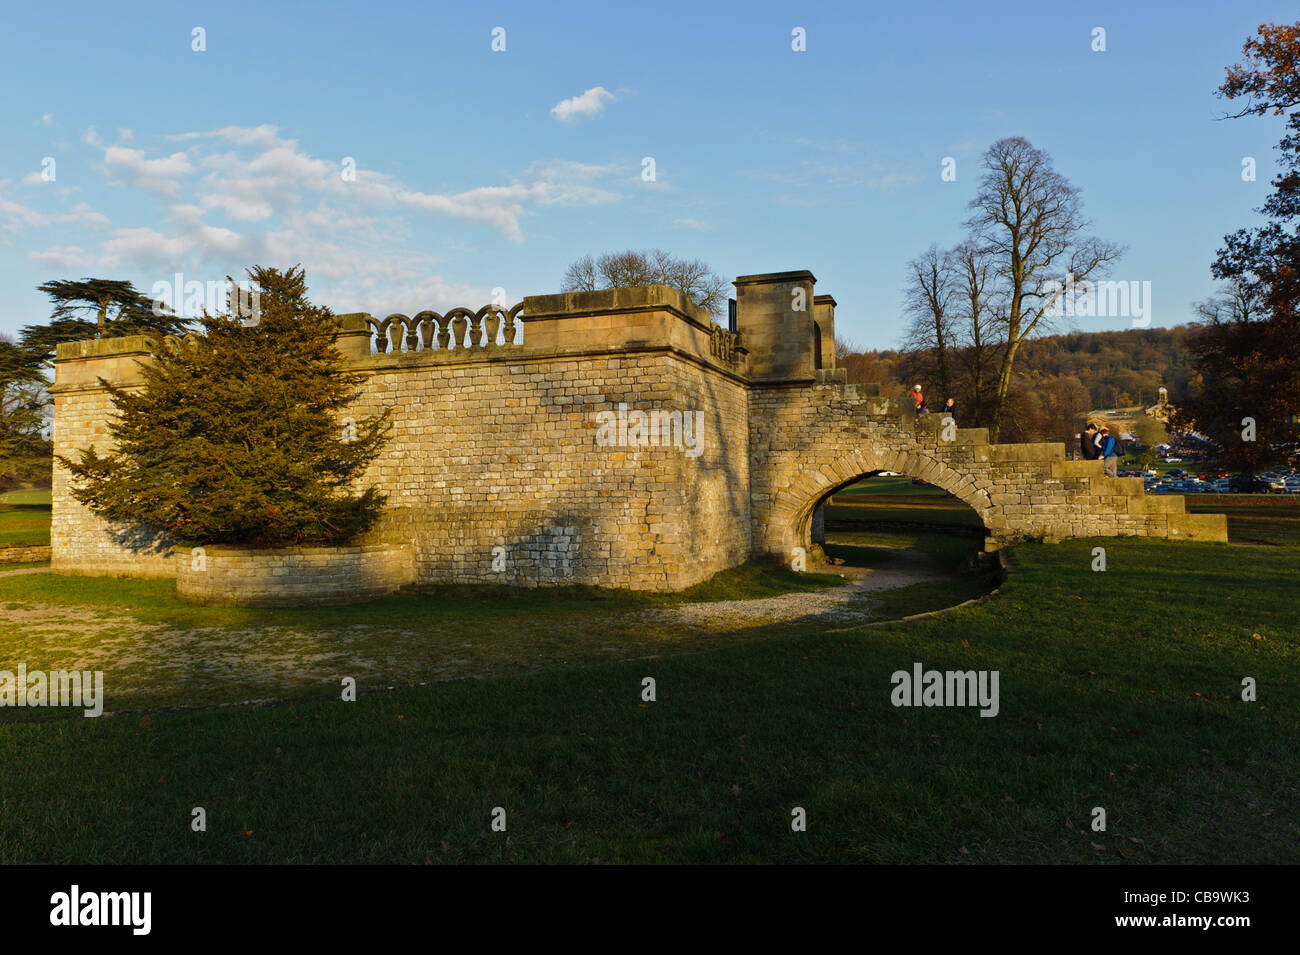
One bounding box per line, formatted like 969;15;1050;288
550;86;615;122
36;114;54;127
30;245;88;269
0;198;109;233
10;125;630;316
99;143;195;196
22;172;47;186
98;226;196;269
673;218;713;231
167;124;283;147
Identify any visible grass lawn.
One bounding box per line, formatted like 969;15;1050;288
1;482;1295;863
0;488;51;547
0;559;874;713
825;476;985;530
0;533;1293;864
1188;494;1300;546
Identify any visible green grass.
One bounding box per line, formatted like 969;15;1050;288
0;488;51;547
2;482;1295;863
0;558;852;712
824;476;985;530
0;533;1294;864
1188;495;1300;546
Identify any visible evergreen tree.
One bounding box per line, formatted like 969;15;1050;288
0;336;51;488
59;266;392;547
22;278;188;364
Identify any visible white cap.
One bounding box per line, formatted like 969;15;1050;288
913;384;922;391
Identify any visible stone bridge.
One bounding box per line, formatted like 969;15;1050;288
49;269;1226;591
750;376;1224;559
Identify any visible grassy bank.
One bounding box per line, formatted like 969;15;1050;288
0;533;1293;864
0;488;51;547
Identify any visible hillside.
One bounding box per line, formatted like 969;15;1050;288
838;325;1199;444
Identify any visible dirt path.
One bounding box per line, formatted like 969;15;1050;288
629;547;947;632
0;566;51;577
0;547;955;711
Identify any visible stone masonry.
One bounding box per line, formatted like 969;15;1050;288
48;271;1227;593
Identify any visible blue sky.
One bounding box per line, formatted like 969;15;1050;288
0;0;1293;348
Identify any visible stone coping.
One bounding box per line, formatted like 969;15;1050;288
522;285;715;329
734;270;817;286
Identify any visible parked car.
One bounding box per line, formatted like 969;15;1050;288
1228;473;1271;494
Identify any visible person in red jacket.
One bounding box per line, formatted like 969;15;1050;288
911;385;929;415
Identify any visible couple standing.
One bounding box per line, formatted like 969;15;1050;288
1081;422;1122;477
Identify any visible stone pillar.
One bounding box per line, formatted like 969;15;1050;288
813;294;837;370
334;313;374;361
733;270;817;382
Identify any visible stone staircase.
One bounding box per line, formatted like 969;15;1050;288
810;377;1229;546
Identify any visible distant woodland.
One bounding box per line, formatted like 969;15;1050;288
836;326;1199;445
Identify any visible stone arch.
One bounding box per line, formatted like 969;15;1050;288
764;446;994;557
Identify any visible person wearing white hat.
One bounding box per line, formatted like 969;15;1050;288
911;384;928;415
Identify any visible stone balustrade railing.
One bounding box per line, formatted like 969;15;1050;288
709;324;740;365
368;303;525;355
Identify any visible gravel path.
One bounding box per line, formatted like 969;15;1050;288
633;547;947;632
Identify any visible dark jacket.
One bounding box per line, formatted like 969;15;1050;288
1080;431;1099;459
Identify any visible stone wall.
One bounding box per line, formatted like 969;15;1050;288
50;286;753;592
342;288;751;591
47;277;1226;596
0;544;52;564
50;337;175;578
176;543;414;607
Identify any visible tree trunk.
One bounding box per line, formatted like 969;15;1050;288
989;337;1021;443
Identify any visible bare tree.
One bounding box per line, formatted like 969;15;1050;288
1192;280;1268;325
561;248;730;319
965;137;1123;441
948;240;1002;422
899;244;955;399
562;254;599;292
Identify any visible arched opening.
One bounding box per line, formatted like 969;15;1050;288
812;322;823;370
796;466;998;610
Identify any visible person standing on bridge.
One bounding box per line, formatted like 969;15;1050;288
942;397;956;421
1080;423;1099;461
912;385;929;415
1098;425;1120;477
